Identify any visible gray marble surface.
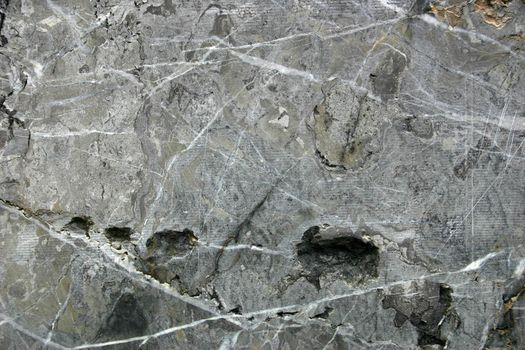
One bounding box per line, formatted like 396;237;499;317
0;0;524;349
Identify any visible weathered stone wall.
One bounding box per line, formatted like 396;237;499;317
0;0;524;349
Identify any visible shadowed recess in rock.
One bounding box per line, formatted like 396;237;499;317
62;216;93;237
104;226;133;240
296;226;379;289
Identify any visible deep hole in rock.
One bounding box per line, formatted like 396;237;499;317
296;226;379;289
228;305;243;315
276;310;299;317
145;228;198;256
63;216;93;237
146;229;198;257
104;226;133;240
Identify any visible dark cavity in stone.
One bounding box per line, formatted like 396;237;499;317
296;226;379;289
104;226;133;240
63;216;93;237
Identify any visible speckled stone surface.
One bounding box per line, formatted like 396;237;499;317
0;0;524;349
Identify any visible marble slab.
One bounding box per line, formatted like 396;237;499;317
0;0;524;349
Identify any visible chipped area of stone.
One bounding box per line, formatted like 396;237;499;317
0;0;524;349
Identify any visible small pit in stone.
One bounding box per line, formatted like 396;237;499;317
63;216;93;237
145;229;198;256
104;227;133;240
311;306;334;320
296;226;379;289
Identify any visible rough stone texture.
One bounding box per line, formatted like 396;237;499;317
0;0;524;349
